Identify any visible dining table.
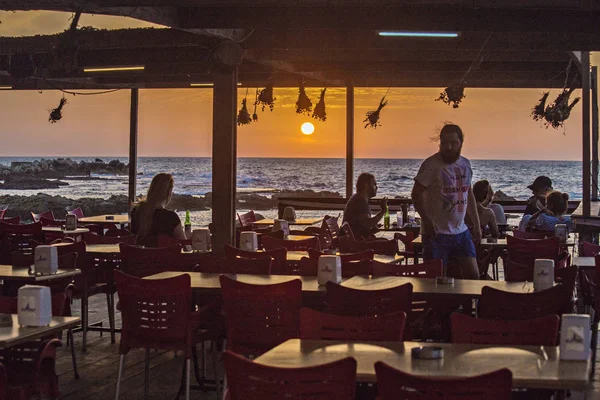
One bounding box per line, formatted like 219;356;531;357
0;264;81;295
78;214;130;229
252;218;322;227
0;315;81;348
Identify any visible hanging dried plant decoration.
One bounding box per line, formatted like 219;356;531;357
363;96;388;129
312;88;327;122
531;92;550;122
237;97;252;126
49;96;67;123
296;81;312;115
436;82;466;108
256;81;276;111
543;88;580;130
252;88;259;122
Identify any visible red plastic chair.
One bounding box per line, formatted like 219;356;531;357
223;350;356;400
478;285;572;320
114;270;218;400
371;259;443;278
451;313;560;346
218;256;272;275
304;226;333;250
156;234;192;248
300;307;406;341
0;208;5;220
375;362;512;400
67;207;85;219
505;235;564;267
325;281;413;317
83;232;137;245
321;215;341;247
1;216;20;225
224;245;286;274
105;228;133;238
220;275;302;357
119;243;182;277
31;210;54;222
338;236;398;255
256;229;284;249
513;229;553;239
582;241;600;256
262;235;320;251
340;222;355;240
0;221;43;264
237;211;257;228
0;362;5;400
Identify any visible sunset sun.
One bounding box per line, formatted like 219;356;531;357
301;122;315;135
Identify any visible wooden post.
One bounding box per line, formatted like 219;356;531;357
128;88;138;207
346;84;354;199
211;70;238;255
592;66;599;201
583;52;591;216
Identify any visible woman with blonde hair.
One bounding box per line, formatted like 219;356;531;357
130;173;187;246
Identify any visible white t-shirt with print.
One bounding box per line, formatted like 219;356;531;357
415;153;473;235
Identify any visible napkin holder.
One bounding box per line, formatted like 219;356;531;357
191;229;210;251
282;207;297;222
65;213;78;230
35;245;58;275
18;285;51;327
273;219;290;236
533;259;554;292
560;314;591;361
239;231;258;252
554;224;568;244
317;255;342;285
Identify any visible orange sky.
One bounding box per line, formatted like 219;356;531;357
0;11;598;161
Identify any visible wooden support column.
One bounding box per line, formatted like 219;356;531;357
592;66;599;201
211;70;238;255
128;88;138;207
583;51;591;216
346;84;354;198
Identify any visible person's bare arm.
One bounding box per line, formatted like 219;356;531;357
411;181;434;233
487;209;499;238
466;187;481;242
173;223;187;240
357;197;388;230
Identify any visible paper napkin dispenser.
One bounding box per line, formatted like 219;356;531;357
35;245;58;275
191;229;211;251
65;213;78;230
273;219;290;236
282;207;297;221
554;224;568;243
239;231;258;252
533;259;554;292
317;255;342;285
18;285;51;327
560;314;591;361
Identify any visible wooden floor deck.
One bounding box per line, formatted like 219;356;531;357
56;288;600;400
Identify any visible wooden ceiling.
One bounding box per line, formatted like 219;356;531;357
1;0;599;89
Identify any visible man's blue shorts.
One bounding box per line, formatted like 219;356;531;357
422;230;476;266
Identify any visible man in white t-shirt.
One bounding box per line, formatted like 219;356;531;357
411;124;481;279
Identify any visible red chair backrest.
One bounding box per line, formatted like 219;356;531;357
114;270;193;356
372;259;443;278
339;236;398;255
223;350;357;400
262;235;320;251
0;221;43;263
478;285;572;320
224;244;286;274
325;281;413;317
375;362;512;400
300;307;406;341
119;244;182;277
554;266;577;299
105;228;133;238
67;207;85;219
0;361;6;400
31;210;55;222
321;215;340;241
302;226;333;250
0;208;5;220
582;241;600;256
451;313;560;346
513;229;553;239
84;232;137;245
340;222;355;240
218;256;272;274
1;216;20;225
237;211;257;228
506;235;560;266
220;275;302;357
54;241;86;269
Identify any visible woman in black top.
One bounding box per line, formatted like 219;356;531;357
130;173;187;246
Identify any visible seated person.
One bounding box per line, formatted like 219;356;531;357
130;173;187;246
527;190;573;232
525;176;553;215
486;184;507;225
342;172;387;240
472;180;499;239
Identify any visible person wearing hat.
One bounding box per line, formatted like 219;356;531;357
524;176;553;216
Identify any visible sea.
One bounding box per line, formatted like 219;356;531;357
0;157;584;227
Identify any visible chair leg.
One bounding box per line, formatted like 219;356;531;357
144;348;150;400
191;345;203;386
68;329;80;379
115;354;125;400
81;294;88;352
202;341;207;377
591;319;598;375
212;340;221;400
185;358;191;400
106;292;116;344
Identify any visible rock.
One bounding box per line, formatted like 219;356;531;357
95;158;104;163
0;176;69;190
3;158;129;180
274;189;342;199
166;194;209;211
493;190;517;202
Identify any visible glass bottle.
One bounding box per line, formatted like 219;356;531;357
383;206;390;230
184;210;192;238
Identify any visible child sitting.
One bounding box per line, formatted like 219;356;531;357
527;190;572;232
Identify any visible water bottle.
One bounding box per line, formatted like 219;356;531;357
184;210;192;239
408;204;416;225
396;212;403;228
383;206;390;230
